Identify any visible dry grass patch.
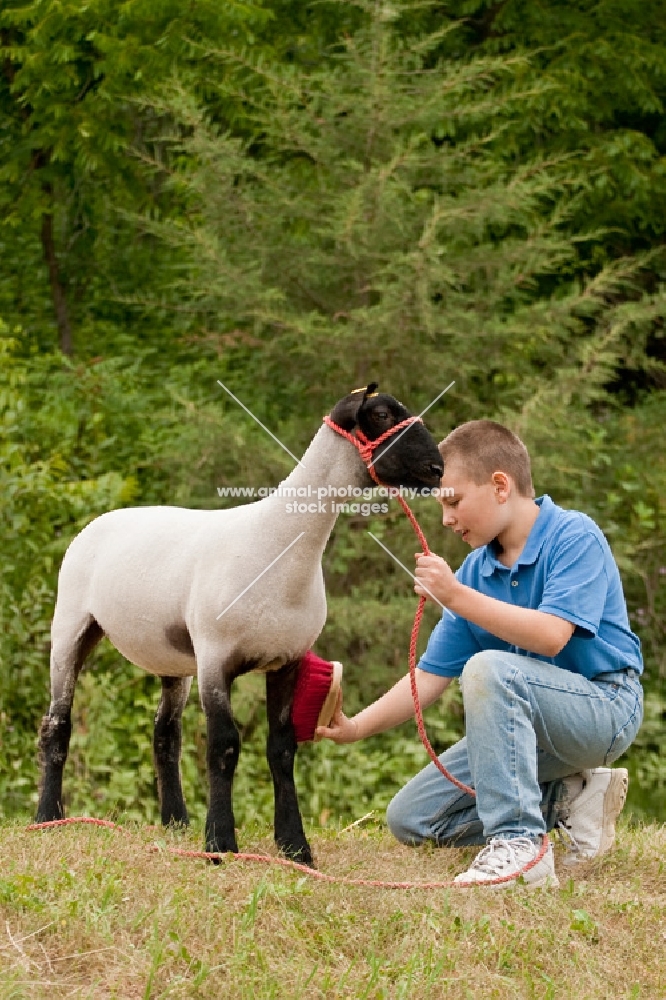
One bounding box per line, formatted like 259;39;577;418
0;819;664;999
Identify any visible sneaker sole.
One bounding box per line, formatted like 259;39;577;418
456;872;560;890
522;872;560;890
598;767;629;856
504;869;560;890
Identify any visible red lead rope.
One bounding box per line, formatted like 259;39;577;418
324;413;475;796
25;815;547;889
397;502;477;797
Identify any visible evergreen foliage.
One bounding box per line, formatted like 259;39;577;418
0;2;664;826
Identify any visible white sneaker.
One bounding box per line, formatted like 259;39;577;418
556;767;628;864
453;837;559;888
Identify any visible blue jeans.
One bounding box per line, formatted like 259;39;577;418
386;650;643;845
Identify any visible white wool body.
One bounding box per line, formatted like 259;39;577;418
50;425;367;699
37;386;443;863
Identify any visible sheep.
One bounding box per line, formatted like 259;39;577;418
35;385;443;864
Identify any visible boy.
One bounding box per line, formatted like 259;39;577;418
317;420;643;887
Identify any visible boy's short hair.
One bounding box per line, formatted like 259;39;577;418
439;420;534;498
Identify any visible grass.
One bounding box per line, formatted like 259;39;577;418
0;817;664;999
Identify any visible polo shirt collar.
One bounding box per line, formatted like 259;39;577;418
480;495;557;576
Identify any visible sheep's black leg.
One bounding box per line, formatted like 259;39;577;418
154;676;192;827
36;711;73;822
36;617;103;822
201;677;240;854
266;663;313;866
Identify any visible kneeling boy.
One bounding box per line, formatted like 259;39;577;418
318;420;643;887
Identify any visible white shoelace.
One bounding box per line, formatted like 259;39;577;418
467;836;538;876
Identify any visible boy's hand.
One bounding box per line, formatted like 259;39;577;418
414;553;459;606
315;689;359;744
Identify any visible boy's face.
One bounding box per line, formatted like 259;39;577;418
437;458;509;548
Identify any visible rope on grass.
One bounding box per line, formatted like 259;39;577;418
26;817;550;889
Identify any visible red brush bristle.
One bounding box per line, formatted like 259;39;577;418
292;651;336;743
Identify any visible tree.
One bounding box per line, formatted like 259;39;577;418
0;0;262;353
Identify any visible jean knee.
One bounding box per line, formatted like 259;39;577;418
386;790;420;845
460;650;506;698
604;687;643;765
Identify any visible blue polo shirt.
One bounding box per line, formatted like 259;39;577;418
418;495;643;680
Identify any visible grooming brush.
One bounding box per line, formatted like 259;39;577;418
291;651;343;743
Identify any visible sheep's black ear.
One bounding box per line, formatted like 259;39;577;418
328;383;379;430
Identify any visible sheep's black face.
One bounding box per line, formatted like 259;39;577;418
329;387;443;493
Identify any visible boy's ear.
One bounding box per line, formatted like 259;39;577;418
491;471;511;501
329;383;379;430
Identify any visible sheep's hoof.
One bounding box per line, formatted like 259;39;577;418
34;807;63;824
279;840;315;868
34;798;65;824
163;815;190;830
208;851;237;865
205;835;239;858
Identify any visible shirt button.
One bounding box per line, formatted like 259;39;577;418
511;580;519;587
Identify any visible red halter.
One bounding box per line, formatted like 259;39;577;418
322;413;425;488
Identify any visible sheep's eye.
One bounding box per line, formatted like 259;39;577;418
375;410;389;420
